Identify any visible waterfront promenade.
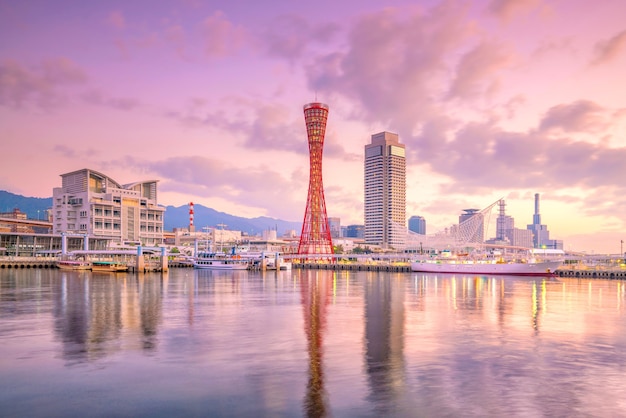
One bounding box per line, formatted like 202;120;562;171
1;256;625;279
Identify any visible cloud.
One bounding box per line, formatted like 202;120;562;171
539;100;610;133
164;24;187;59
136;155;305;219
487;0;542;20
82;89;140;110
262;14;340;62
166;99;353;158
201;11;246;57
105;11;126;30
447;42;514;100
305;4;484;132
407;106;626;195
591;29;626;65
0;57;87;108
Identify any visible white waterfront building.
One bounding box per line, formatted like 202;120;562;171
52;168;165;246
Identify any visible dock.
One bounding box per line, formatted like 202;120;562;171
2;257;625;279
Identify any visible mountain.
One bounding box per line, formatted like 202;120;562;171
0;190;52;219
163;204;301;235
0;190;301;235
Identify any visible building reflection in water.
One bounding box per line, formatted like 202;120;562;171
364;273;406;415
53;272;165;364
300;270;331;418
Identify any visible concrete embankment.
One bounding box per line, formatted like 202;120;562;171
291;263;412;272
0;258;56;269
556;268;626;280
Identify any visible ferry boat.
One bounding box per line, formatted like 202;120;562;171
410;258;562;276
56;259;92;271
91;260;129;272
193;252;249;270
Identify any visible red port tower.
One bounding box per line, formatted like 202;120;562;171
298;102;334;257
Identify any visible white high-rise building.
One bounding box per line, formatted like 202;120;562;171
364;132;406;249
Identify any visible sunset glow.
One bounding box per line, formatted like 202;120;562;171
1;0;625;253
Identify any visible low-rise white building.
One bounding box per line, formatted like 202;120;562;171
52;168;165;246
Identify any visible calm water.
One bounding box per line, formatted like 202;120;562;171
1;268;626;417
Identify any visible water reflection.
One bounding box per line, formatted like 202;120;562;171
364;274;406;416
51;272;165;363
3;269;626;417
299;270;331;418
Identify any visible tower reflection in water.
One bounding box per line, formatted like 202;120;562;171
300;271;331;417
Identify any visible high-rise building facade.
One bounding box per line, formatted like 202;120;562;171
408;216;426;235
345;224;364;239
328;217;341;238
364;132;406;249
52;168;164;245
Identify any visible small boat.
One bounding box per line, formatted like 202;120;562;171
263;254;292;271
92;260;129;272
410;258;562;276
193;252;249;270
56;259;92;270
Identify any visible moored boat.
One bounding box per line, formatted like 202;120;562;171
193;252;250;270
92;260;129;272
56;259;92;270
410;258;562;276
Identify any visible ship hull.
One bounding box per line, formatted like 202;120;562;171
410;260;562;276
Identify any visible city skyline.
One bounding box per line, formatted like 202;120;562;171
1;0;625;254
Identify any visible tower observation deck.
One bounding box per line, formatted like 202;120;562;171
298;102;334;257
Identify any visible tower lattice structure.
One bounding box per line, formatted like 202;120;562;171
298;102;334;256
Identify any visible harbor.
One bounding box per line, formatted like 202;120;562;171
1;253;625;279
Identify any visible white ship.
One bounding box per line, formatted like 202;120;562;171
410;258;562;276
193;252;249;270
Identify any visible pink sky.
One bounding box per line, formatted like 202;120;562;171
1;0;625;254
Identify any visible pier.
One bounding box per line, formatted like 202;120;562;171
0;254;626;280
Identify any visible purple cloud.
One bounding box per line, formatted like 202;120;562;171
447;42;514;100
408;112;626;195
539;100;609;133
591;29;626;65
262;14;340;62
134;155;305;220
201;11;246;57
0;58;87;108
488;0;543;20
82;89;140;110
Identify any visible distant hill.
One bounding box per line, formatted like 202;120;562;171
0;190;52;219
162;204;301;235
0;190;300;235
